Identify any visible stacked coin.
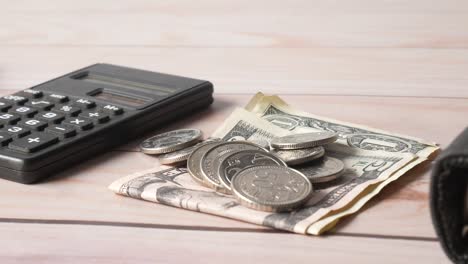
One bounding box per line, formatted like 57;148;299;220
140;129;345;212
269;132;345;184
140;128;207;165
187;139;312;211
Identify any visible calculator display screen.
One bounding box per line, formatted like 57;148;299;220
76;73;175;96
92;90;150;107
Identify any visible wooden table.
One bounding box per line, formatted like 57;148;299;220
1;1;467;263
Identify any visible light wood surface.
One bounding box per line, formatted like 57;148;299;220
0;223;448;264
2;0;468;49
1;47;467;97
1;0;467;263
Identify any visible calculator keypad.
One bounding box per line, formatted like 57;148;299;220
46;94;68;103
25;100;54;110
73;99;95;109
45;125;76;138
37;111;65;124
101;104;124;115
3;95;28;104
9;133;59;153
63;117;94;130
0;101;14;112
3;126;31;138
53;105;81;116
10;106;38;117
0;132;12;146
0;90;124;153
14;89;43;99
17;119;48;131
79;111;110;124
0;113;21;126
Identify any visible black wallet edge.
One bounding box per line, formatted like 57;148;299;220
431;127;468;263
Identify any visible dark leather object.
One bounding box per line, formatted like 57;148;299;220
431;127;468;263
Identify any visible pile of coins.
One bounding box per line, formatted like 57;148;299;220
140;129;344;212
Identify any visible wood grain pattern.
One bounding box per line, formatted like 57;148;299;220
0;223;449;264
1;0;468;48
0;47;467;97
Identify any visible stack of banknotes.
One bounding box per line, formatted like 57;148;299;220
109;92;439;235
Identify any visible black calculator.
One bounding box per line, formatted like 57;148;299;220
0;63;213;184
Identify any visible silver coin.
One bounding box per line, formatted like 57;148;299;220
271;146;325;165
249;139;271;150
140;129;203;154
200;141;267;192
231;166;313;212
217;149;287;192
187;141;222;186
159;138;220;165
270;132;338;150
294;156;344;183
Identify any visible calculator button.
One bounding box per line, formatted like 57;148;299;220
63;117;93;130
101;104;124;115
73;99;95;109
10;106;38;117
46;94;68;103
0;113;20;125
14;89;43;99
53;105;81;116
2;95;28;104
0;100;14;112
3;126;30;138
9;133;58;153
79;111;109;124
18;119;48;131
37;111;65;124
45;125;76;139
25;100;54;110
0;132;12;146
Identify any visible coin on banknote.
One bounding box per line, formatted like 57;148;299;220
159;138;221;165
270;132;338;150
231;166;313;212
200;141;267;192
271;146;325;165
140;129;203;154
294;156;344;183
217;149;287;192
249;139;271;150
187;140;223;186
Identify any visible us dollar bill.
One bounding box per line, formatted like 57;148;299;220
245;92;440;234
245;92;438;159
110;108;418;235
109;145;415;234
211;108;289;141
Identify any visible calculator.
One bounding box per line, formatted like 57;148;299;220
0;63;213;184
